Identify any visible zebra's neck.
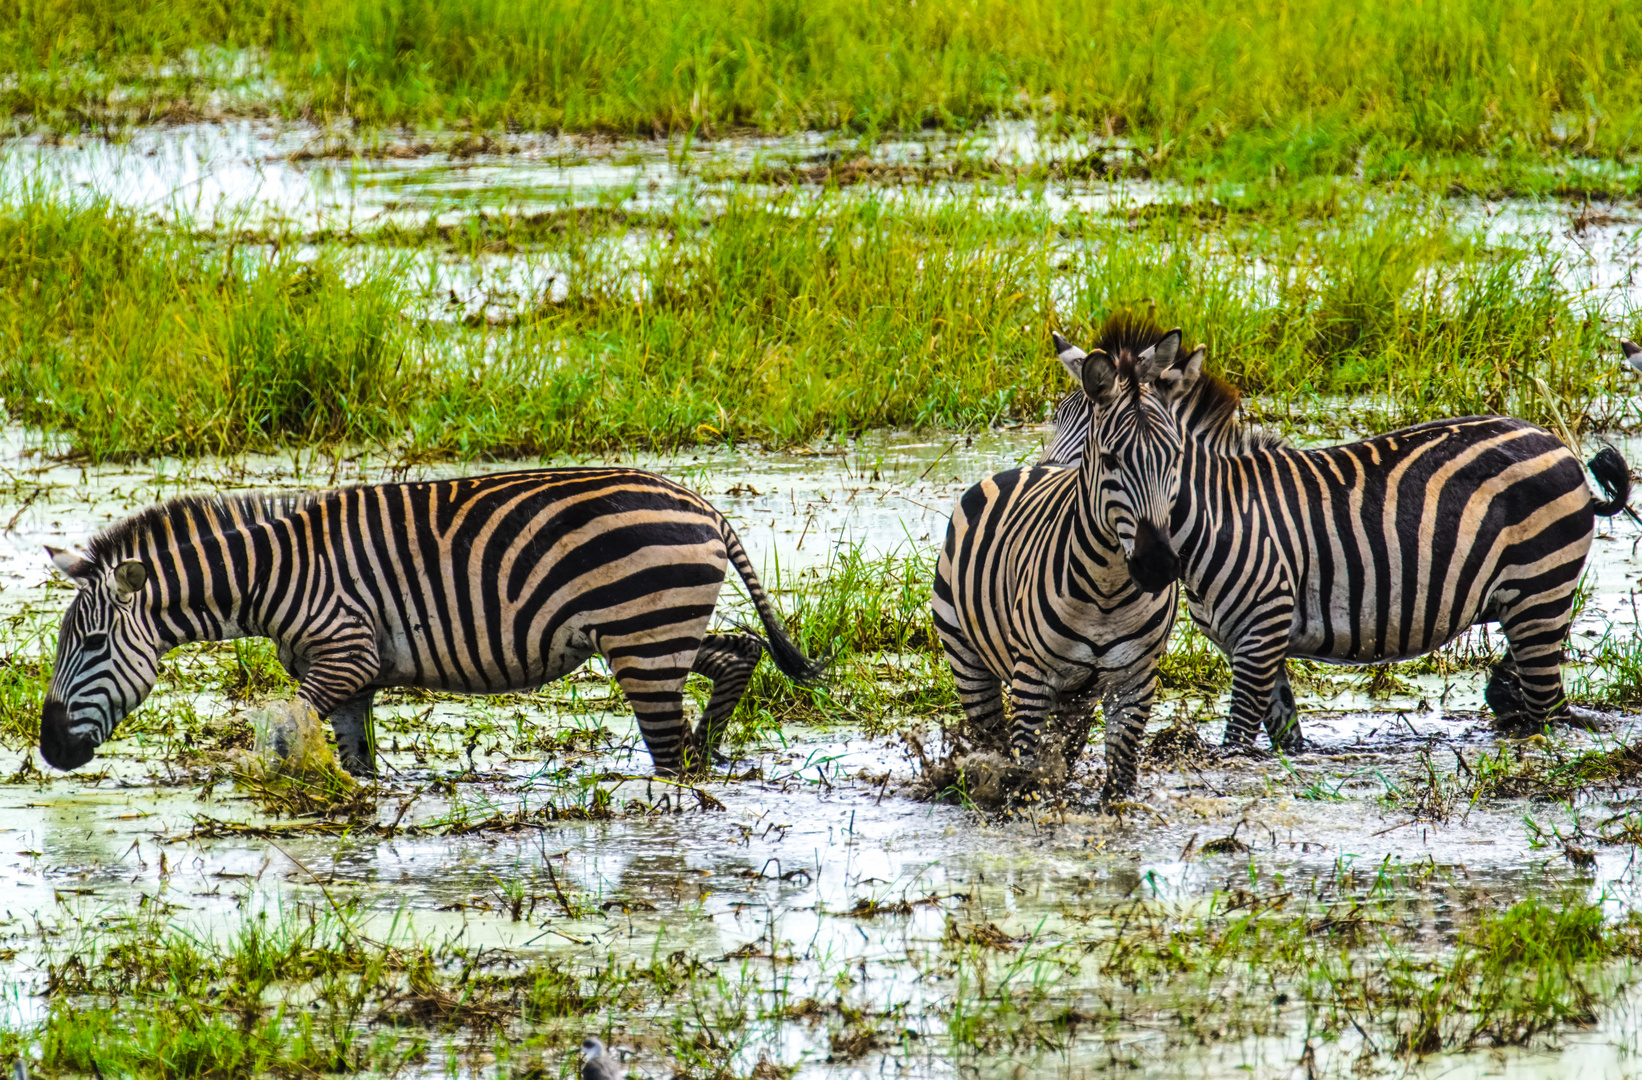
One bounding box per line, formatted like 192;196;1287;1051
1172;438;1279;581
92;493;319;648
1068;438;1130;579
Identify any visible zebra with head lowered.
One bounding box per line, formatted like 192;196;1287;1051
1067;336;1634;748
931;316;1204;801
40;468;823;777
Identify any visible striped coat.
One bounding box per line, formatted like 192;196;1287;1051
1163;377;1631;746
40;468;821;776
931;325;1201;799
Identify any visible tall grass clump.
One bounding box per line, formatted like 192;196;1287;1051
0;189;1635;460
0;192;418;457
405;195;1057;455
7;0;1642;186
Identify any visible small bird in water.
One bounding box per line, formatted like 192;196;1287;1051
581;1037;622;1080
1623;339;1642;376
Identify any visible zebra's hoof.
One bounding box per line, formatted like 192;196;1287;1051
339;758;378;780
1484;660;1527;721
1564;707;1611;733
1216;740;1266;761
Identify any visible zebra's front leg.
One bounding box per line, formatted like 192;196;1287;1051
325;690;379;778
937;625;1008;753
1223;635;1290;752
1263;662;1303;752
1007;662;1058;764
1100;669;1158;803
287;628;382;778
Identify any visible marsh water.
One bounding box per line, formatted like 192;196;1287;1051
6;120;1642;1078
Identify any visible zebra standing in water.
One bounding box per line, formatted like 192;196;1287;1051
1039;323;1303;741
1086;350;1633;748
931;318;1202;800
40;469;823;777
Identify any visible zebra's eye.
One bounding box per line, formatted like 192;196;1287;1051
1100;452;1121;471
82;632;108;652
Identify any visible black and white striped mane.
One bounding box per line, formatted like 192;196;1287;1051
1048;311;1289;460
86;492;321;564
1182;371;1290;454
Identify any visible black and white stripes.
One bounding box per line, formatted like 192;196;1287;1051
41;469;822;776
930;318;1201;800
1097;362;1633;747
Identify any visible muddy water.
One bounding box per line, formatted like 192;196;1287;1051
4;427;1642;1076
7;117;1642;1075
12;119;1642;332
0;119;1149;230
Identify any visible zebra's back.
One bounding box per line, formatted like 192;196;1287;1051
1183;417;1595;665
308;468;733;693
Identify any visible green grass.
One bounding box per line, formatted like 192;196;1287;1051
0;190;415;458
2;186;1636;462
8;873;1637;1075
7;0;1642;191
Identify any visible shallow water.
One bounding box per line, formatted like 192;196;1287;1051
4;427;1642;1077
7;116;1642;1075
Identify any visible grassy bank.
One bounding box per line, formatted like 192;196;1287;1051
1;188;1635;461
6;0;1642;188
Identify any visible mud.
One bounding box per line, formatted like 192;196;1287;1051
3;428;1642;1077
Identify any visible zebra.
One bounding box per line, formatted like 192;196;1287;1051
39;468;824;778
1089;356;1633;749
930;317;1203;800
1038;320;1304;739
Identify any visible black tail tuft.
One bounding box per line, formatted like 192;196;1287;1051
718;520;829;685
728;620;829;684
765;625;830;684
1588;444;1636;521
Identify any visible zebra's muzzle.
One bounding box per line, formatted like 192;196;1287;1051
39;699;96;771
1127;520;1180;592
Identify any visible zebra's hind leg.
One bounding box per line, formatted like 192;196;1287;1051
326;689;378;778
608;651;695;777
939;631;1008;754
1262;662;1303;753
1101;670;1158;803
1495;600;1580;733
690;634;765;762
1484;655;1529;729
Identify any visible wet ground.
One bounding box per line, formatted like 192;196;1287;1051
6;118;1642;1078
4;425;1642;1078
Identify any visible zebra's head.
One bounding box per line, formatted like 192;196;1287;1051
1052;327;1204;592
39;547;160;771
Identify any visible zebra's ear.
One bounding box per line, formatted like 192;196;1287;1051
1135;328;1184;384
113;561;149;602
1080;349;1119;406
1052;331;1088;382
46;546;96;583
1151;345;1206;402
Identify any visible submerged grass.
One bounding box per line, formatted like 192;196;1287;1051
7;0;1642;190
2;186;1636;461
6;869;1638;1075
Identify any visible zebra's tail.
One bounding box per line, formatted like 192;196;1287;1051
717;520;829;684
1588;444;1638;522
